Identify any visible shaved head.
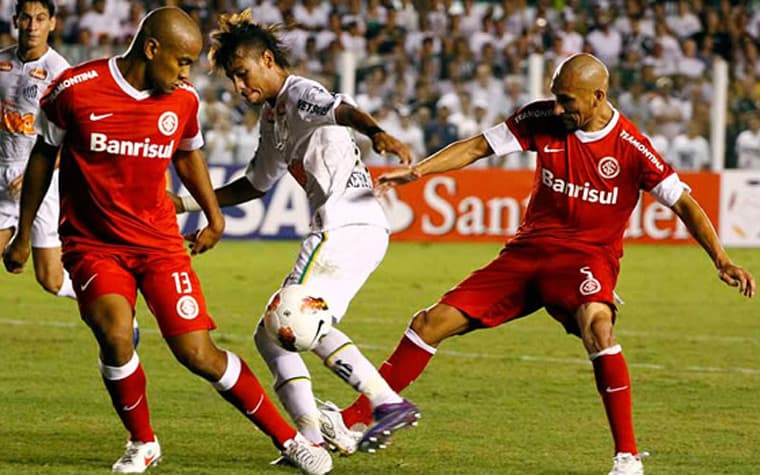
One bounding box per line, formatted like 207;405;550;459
552;53;609;93
550;53;613;132
135;7;201;52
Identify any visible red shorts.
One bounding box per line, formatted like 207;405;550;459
64;250;216;337
440;240;619;335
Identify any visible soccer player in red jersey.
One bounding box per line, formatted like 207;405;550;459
3;7;331;475
339;54;756;474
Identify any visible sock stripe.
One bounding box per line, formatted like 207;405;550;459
274;376;311;392
213;350;242;391
322;342;354;365
589;344;622;361
99;352;140;381
404;327;437;355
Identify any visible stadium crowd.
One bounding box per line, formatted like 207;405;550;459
3;0;758;170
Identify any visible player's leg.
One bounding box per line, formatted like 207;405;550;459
29;170;76;298
0;227;12;253
69;252;157;473
340;303;470;431
542;245;643;473
142;255;331;474
341;245;536;430
576;303;643;474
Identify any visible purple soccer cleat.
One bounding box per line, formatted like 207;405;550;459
359;399;421;453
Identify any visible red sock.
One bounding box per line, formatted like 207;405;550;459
342;333;434;428
592;349;638;454
218;358;297;448
102;363;155;443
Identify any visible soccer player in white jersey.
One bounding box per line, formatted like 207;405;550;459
0;0;73;298
341;54;755;475
175;9;420;456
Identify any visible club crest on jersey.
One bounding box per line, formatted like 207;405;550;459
176;295;199;320
0;61;12;72
598;156;620;179
158;111;178;136
29;68;47;80
22;85;39;102
579;266;602;296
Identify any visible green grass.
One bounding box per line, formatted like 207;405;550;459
1;242;759;474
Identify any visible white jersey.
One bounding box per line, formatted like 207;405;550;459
245;75;388;232
0;46;70;166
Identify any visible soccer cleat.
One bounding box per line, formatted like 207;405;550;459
608;452;647;475
317;399;363;455
359;399;421;453
111;438;161;473
281;432;333;475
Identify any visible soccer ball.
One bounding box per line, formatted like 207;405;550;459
263;285;333;352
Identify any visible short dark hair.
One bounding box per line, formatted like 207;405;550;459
208;9;290;72
15;0;56;17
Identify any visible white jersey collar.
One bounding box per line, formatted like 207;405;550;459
108;56;152;101
573;104;619;143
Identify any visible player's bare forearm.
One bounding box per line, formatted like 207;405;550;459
335;103;413;163
173;150;224;253
413;134;493;176
215;177;265;208
672;191;756;297
16;138;58;243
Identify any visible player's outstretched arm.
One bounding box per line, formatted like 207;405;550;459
376;133;493;193
173;149;225;255
671;191;756;298
335;103;414;164
173;177;265;213
3;137;59;273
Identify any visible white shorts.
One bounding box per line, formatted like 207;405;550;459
283;224;389;323
0;166;61;248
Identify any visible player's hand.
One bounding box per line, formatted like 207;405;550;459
717;263;756;298
372;132;414;165
166;190;184;213
3;239;30;274
8;174;23;200
375;166;421;196
185;219;224;256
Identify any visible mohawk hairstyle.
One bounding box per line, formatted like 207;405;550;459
208;8;291;72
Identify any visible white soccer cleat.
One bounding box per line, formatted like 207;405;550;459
111;438;161;473
282;432;333;475
317;400;363;455
608;452;645;475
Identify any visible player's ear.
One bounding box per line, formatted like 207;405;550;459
48;16;57;32
144;37;159;61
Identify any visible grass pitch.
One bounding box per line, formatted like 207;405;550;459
1;241;759;474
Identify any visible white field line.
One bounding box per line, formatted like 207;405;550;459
4;317;760;376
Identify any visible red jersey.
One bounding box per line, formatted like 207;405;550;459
37;58;203;254
483;100;687;256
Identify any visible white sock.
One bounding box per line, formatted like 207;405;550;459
313;327;402;408
56;269;76;299
253;321;324;445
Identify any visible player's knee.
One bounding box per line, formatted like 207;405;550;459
174;343;225;380
577;304;616;353
409;305;456;347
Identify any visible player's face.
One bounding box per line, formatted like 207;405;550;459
551;81;597;131
14;2;56;54
225;48;279;105
147;35;201;94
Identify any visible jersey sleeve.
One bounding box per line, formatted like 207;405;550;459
485;101;556;155
630;130;689;207
36;70;72;146
178;85;204;151
244;134;288;193
294;82;356;127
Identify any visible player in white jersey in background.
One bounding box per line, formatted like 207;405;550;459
0;0;73;298
174;9;420;456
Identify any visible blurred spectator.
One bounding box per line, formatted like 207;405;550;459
648;77;691;141
677;38;707;79
424;99;458;155
205;112;238;165
669;121;711;171
78;0;120;46
448;91;479;139
666;1;702;39
233;108;262;165
736;112;760;169
557;13;584;56
392;106;426;159
293;0;328;32
585;11;622;67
